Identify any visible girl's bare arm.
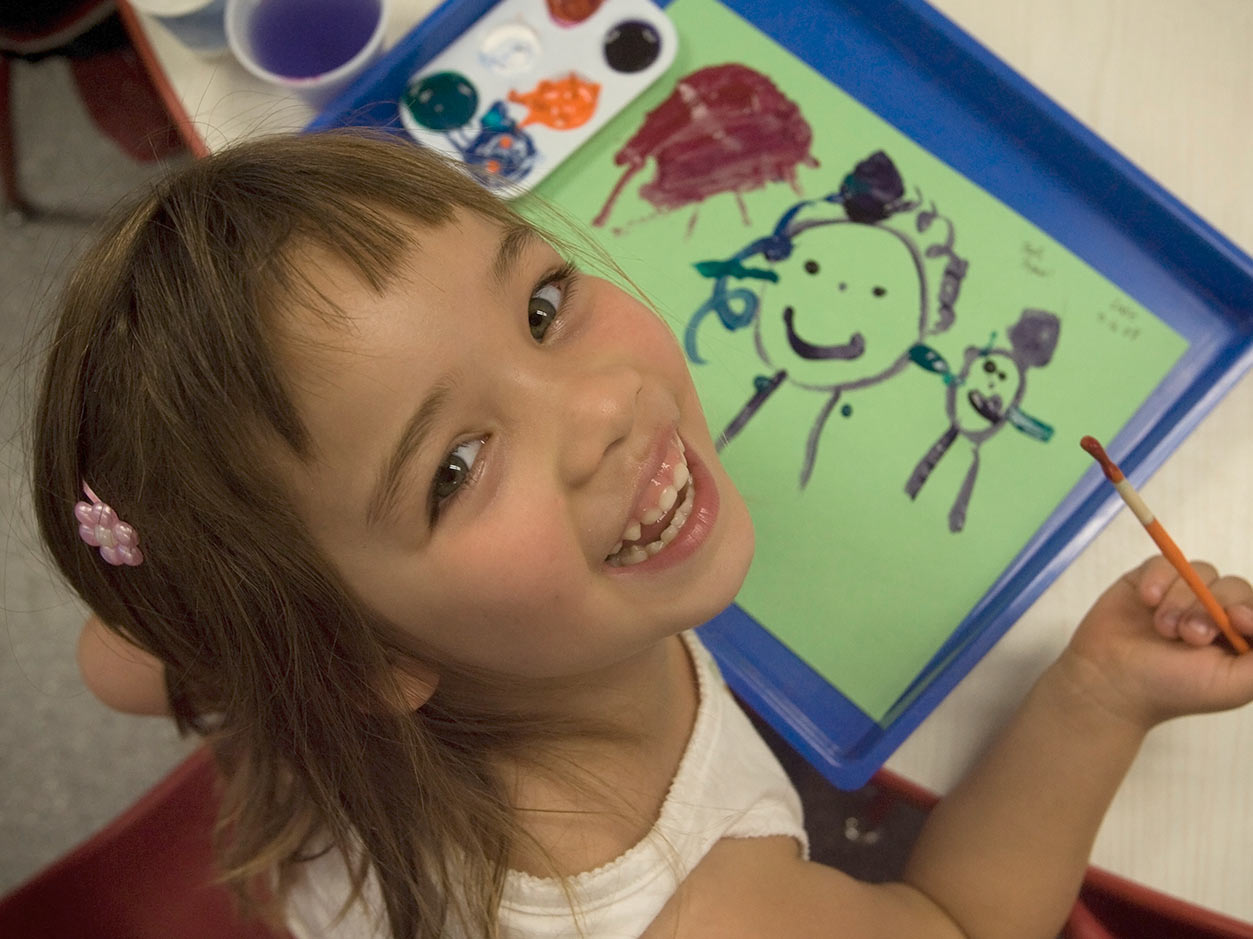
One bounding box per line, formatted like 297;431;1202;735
654;558;1253;938
650;669;1140;939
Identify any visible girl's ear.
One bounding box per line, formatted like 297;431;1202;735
77;615;172;716
388;660;440;712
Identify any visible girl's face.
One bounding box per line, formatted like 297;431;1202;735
282;211;754;681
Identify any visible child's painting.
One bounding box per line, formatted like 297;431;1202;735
529;0;1187;721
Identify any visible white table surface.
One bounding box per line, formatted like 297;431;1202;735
123;0;1253;921
885;0;1253;923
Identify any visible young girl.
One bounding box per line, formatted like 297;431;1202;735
36;131;1253;939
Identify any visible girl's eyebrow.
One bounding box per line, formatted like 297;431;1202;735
491;223;538;286
366;380;453;528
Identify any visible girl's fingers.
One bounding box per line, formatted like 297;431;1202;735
1208;574;1253;614
1177;615;1217;646
1128;559;1252;648
1171;571;1253;647
1210;576;1253;647
1230;603;1253;638
1152;560;1218;640
1135;555;1179;607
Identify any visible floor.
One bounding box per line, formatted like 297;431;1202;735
0;34;922;898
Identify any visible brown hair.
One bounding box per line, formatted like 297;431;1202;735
31;131;586;938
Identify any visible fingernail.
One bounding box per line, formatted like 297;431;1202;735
1183;616;1216;641
1160;608;1180;630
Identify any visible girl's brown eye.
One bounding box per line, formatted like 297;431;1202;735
432;439;483;509
433;455;469;500
528;283;562;341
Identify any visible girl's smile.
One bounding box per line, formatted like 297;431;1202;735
604;430;721;574
280;210;754;681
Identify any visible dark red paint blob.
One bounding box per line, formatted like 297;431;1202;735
593;63;817;227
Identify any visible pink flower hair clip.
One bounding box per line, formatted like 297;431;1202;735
75;483;144;567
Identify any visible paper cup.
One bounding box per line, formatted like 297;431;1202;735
129;0;228;53
225;0;388;109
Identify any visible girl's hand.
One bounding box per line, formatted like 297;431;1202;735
1057;557;1253;731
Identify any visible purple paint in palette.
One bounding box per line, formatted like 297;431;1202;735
249;0;380;79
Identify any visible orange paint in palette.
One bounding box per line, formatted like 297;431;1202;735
1080;436;1249;653
509;73;601;129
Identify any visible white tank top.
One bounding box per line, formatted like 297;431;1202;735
285;631;808;938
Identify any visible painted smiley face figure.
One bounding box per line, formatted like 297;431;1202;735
753;223;927;393
690;150;972;488
727;220;943;486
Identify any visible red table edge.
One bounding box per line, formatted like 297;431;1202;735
115;0;210;158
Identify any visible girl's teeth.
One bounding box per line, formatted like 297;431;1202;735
607;473;697;567
658;485;677;513
622;545;649;565
605;437;697;568
672;461;689;491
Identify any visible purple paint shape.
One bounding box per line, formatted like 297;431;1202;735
249;0;381;79
593;64;817;227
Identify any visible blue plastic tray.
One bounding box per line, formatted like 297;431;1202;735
310;0;1253;788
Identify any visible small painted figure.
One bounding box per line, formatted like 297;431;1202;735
906;308;1060;532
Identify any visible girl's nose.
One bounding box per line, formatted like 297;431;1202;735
552;364;641;486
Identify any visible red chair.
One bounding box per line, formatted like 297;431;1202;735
12;748;1246;939
1069;866;1253;939
0;1;183;222
0;746;289;939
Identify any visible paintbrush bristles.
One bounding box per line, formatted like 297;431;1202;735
1080;435;1122;483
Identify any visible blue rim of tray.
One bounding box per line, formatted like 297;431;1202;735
310;0;1253;789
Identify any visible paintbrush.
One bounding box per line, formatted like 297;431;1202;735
1080;435;1249;654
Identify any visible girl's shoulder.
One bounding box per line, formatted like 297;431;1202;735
643;835;964;939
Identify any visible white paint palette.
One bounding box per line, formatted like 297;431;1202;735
398;0;677;196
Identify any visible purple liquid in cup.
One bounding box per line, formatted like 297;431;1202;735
249;0;381;78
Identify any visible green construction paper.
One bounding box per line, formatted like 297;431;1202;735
526;0;1187;721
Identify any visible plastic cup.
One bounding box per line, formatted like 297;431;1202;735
129;0;228;54
224;0;389;109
